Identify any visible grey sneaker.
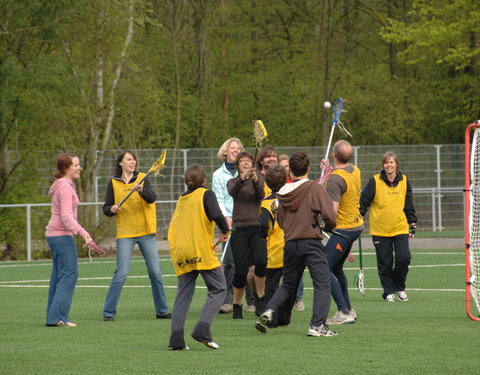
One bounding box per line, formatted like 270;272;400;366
350;308;357;320
255;309;273;334
385;294;395;302
294;299;305;312
396;291;409;302
219;304;233;314
326;311;355;325
307;324;338;337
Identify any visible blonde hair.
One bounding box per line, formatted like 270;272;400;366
278;154;289;163
217;138;244;161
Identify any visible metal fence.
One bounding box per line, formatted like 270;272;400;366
0;144;465;260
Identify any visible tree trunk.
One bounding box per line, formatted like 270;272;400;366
220;0;229;121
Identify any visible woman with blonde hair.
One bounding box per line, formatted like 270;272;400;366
211;137;244;313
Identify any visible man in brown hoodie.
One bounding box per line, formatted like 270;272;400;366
255;151;338;337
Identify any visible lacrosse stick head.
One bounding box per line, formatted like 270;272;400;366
253;119;268;149
149;149;166;177
331;97;352;137
354;271;366;296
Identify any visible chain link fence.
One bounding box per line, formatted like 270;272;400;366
0;144;465;260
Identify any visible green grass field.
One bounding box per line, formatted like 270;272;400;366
1;247;479;375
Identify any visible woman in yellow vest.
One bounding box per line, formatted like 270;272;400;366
168;163;230;350
102;150;170;321
360;152;418;303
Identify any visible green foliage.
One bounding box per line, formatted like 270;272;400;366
2;0;480;252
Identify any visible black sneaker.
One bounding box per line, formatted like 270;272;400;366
232;304;243;319
103;315;114;321
156;313;172;319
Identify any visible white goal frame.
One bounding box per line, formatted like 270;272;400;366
464;122;480;321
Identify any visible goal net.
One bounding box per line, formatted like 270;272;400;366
465;123;480;321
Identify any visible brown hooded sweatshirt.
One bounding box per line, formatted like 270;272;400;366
277;179;336;242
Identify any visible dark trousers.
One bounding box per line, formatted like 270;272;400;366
265;267;295;326
266;238;331;327
372;234;411;299
222;241;255;305
326;229;362;311
169;267;226;348
230;226;267;288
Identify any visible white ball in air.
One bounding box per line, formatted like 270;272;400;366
324;101;331;109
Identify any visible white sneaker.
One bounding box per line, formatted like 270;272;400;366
350;308;357;320
294;299;305;312
396;291;409;302
307;324;338;337
385;294;395;302
326;311;355;325
255;309;273;334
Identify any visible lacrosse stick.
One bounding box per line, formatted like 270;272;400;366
117;149;166;208
84;239;106;262
220;239;231;263
353;235;366;296
252;119;268;164
320;98;352;179
213;231;232;251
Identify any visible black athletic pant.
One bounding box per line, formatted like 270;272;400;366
266;238;331;327
372;234;411;299
265;267;295;327
230;226;267;289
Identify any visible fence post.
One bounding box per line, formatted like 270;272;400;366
26;205;32;261
435;145;443;231
353;146;359;166
432;190;436;231
181;149;190;191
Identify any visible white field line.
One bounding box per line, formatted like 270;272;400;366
0;251;464;269
0;264;466;291
0;284;464;292
0;263;464;286
0;259;170;268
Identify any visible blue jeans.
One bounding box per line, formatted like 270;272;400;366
326;229;362;311
46;235;78;325
103;234;169;317
296;277;304;300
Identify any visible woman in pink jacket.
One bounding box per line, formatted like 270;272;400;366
45;153;103;327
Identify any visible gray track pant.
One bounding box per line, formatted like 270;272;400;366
169;267;227;348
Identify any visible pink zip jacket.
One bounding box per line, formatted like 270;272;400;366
45;177;89;239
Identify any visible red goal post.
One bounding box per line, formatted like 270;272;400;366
464;122;480;321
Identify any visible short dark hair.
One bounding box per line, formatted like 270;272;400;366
184;163;206;190
289;152;309;177
116;150;137;176
234;151;254;168
55;153;77;179
256;145;277;170
265;164;287;193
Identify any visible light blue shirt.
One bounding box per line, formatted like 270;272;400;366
211;162;237;217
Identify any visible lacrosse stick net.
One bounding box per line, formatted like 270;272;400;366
253;119;268;163
465;122;480;321
320;98;352;179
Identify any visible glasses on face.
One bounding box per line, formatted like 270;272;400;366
239;158;252;164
